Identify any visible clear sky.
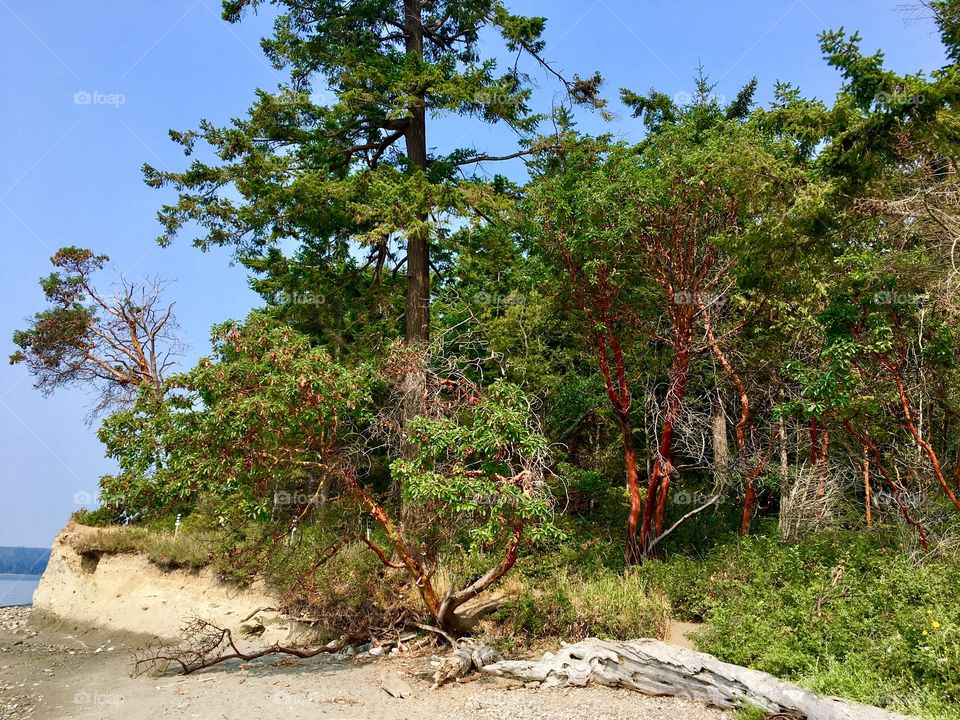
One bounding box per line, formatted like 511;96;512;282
0;0;946;548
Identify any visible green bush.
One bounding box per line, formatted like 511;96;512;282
688;532;960;718
634;553;720;622
71;506;124;527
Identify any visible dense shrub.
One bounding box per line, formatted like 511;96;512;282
688;533;960;718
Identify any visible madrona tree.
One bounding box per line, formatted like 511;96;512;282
122;313;557;635
528;82;806;560
758;7;960;541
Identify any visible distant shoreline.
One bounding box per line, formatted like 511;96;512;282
0;573;41;607
0;572;43;578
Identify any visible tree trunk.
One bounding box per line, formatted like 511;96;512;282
621;417;643;564
777;386;789;528
648;346;691;545
403;0;429;348
740;474;757;536
711;396;730;483
482;639;911;720
399;0;430;524
863;446;872;528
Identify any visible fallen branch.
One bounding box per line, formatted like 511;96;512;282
413;622;458;649
239;606;278;623
133;618;360;676
646;494;721;555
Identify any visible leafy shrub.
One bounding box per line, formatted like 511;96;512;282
71;506;124;527
690;532;960;717
634;553;720;622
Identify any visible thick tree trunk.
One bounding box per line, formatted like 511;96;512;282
403;0;429;348
399;0;431;525
350;476;516;635
482;639;911;720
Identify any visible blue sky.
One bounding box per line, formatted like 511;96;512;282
0;0;946;548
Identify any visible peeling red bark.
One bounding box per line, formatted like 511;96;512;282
650;344;691;541
540;172;744;561
701;301;758;535
882;357;960;513
844;419;928;549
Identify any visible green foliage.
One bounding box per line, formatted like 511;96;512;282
146;0;601;363
66;524;215;571
17;5;960;717
502;568;670;643
393;379;559;550
689;533;960;715
733;704;769;720
97;387;196;520
10;248;112;395
71;506;125;528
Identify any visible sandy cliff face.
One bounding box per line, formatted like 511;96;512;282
32;523;277;641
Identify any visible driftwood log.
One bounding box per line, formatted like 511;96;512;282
481;638;912;720
432;644;502;688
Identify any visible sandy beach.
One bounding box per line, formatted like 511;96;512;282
0;607;731;720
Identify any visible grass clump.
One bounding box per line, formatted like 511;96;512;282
501;567;670;643
66;522;215;570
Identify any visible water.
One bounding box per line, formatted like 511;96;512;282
0;574;40;606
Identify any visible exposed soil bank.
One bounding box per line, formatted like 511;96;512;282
31;524;275;643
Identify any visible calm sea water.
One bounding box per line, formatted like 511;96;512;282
0;574;40;606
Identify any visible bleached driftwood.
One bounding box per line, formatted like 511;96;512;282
481;638;911;720
431;645;501;689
